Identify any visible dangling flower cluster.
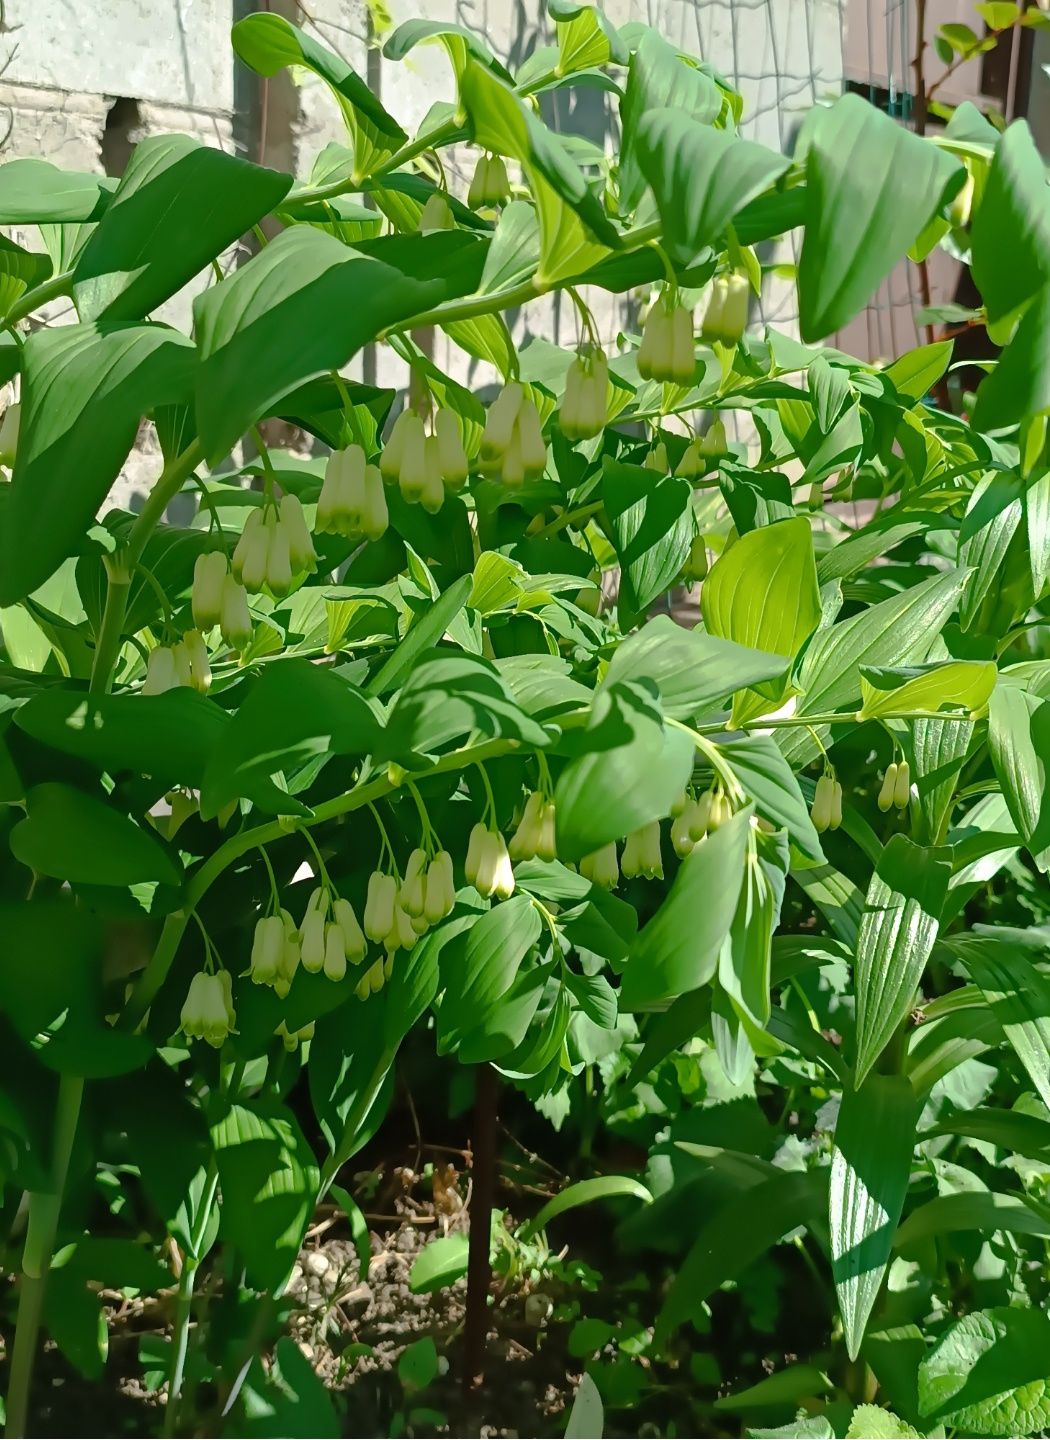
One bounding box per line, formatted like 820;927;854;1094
878;760;911;813
643;442;669;474
637;291;695;385
579;842;619;890
468;152;511;209
676;419;728;478
682;534;708;583
480;383;547;487
233;495;316;597
419;191;454;232
465;823;515;899
276;1019;316;1052
0;401;19;467
700;271;749;347
811;773;843;833
380;409;469;513
143;630;211;696
193;551;254;652
360;846;456;1000
180;970;236;1048
560;347;609;442
669;786;732;858
316;445;389;541
508;791;557;863
621;820;664;880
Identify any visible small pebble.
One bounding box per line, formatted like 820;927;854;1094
305;1251;330;1277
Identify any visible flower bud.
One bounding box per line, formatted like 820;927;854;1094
300;906;327;973
468;154;492;210
380;414;414;483
516;397;548;479
423;850;455;923
364;871;397;943
361;465;389;541
701;271;749;347
643;442;669;474
637;304;671;382
396;413;428;502
419;191;454;232
433;409;469;490
387;901;418;952
509;792;545;861
948;168;974;229
179;629;211;693
580;842;618;890
181;970;236;1048
464;821;489;888
419;436;446;515
700;419;728;460
319;445;365;532
491;832;516;899
400;848;428;917
275;909;301;998
264;514;293;598
622;821;663;880
324;923;347;982
707;793;731;832
234;508;269;593
279;493;317;574
893;761;911;812
670;305;696;385
561;350;608;441
0;401;20;466
675;438;704;479
536;802;557;862
192;551;228;630
143;645;180;696
877;762;898;813
332;896;367;965
670;810;696;858
481;383;524;462
691;790;713;839
811;775;834;833
486;154;510;204
683;535;708;582
219;574;253;652
829;778;843;830
250;914;285;986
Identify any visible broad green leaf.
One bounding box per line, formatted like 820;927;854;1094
517;1176;652;1242
830;1075;920;1360
779;568;968;765
719;835;787;1027
603;459;693;626
602;615;789;722
844;1406;920;1440
927;1106;1050;1161
792;863;864;947
959;473;1023;630
799;94;962;339
618;30;724;212
896;1191;1050;1248
553;3;627;73
366;574;473;698
973;282;1050;429
715;1366;833;1414
621;808;751;1009
636;109;789;263
554;679;695;861
478;200;541;294
458;58;617;280
0;236;52;319
409;1234;470;1294
701;517;820;713
232;13;405;178
816;515;942;584
884;340;954;402
211;1097;319;1293
378;651;549;763
11;782;180;888
0;323;194;605
952;935;1050;1110
853;836;951;1085
987;684;1050;871
970;119;1050;332
565;1373;604;1440
656;1169;825;1340
72;134;291;321
0;157;115;223
382;19;509;81
897;716;973;846
0;900;151;1077
722;735;824;862
200;658;381;819
439;895;542;1053
857;660;997;720
495;654;592;719
905;1005;1002;1094
239;1338;339;1439
193;227;483;462
919;1307;1050;1437
442;311;516;379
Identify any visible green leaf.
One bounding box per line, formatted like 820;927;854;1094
200;658;381;819
366;574;473;698
554;679;695;861
919;1307;1050;1437
926;1106;1050;1161
830;1075;921;1360
232;13;405;177
409;1234;470;1294
0;236;52;319
721;735;824;862
439;895;542;1053
442;311;516;380
565;1373;605;1440
211;1097;319;1293
0;157;115;223
853;837;950;1085
779;568;968;766
602;615;788;722
238;1337;340;1438
657;1169;825;1340
973;282;1050;429
382;19;509;80
378;652;548;764
896;1191;1050;1248
619;30;724;213
952;935;1050;1110
799;94;962;339
715;1365;833;1413
701;517;821;713
603;459;693;627
193;227;483;462
517;1176;652;1242
971;119;1050;332
719;836;787;1027
11;782;180;888
845;1405;920;1440
554;4;626;72
72;134;291;322
858;660;996;720
898;716;974;846
987;684;1050;871
621;809;752;1010
637;110;790;263
884;340;954;402
0;322;194;605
